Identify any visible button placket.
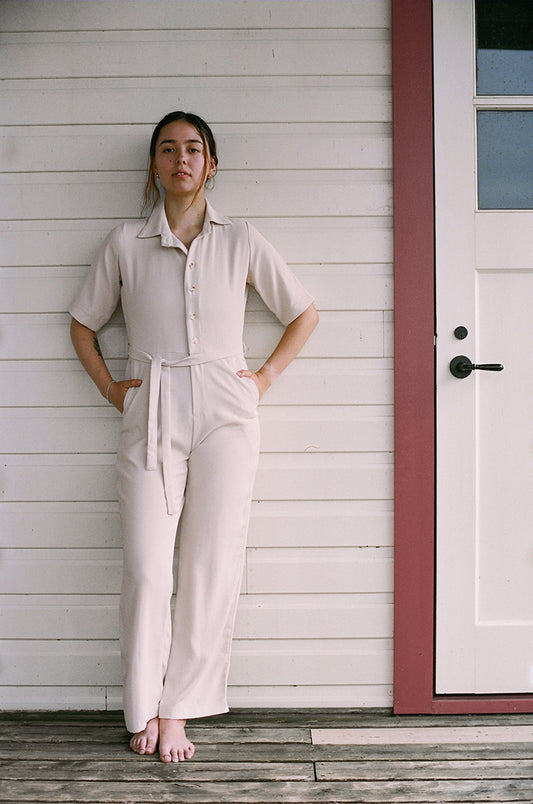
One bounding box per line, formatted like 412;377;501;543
186;250;200;353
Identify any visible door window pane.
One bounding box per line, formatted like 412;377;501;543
476;0;533;95
477;111;533;208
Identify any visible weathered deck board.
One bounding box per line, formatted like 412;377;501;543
1;739;532;762
0;757;530;782
0;801;524;804
2;707;533;727
312;726;533;744
1;738;533;762
0;802;523;804
0;724;310;744
316;759;533;780
0;778;531;803
0;759;316;781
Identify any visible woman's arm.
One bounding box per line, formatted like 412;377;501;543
237;302;319;399
70;317;142;413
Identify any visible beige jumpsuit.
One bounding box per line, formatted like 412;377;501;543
70;201;313;733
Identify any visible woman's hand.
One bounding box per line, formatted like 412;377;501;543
236;369;270;401
70;319;143;413
108;378;142;413
236;303;319;402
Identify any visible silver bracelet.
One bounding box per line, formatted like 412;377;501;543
105;380;116;403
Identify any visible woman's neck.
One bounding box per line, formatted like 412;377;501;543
164;193;206;235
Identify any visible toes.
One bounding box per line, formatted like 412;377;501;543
160;746;187;762
145;734;158;755
130;719;160;757
130;736;146;755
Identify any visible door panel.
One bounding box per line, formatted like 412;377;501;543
434;0;533;693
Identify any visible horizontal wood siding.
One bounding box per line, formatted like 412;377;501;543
0;0;393;712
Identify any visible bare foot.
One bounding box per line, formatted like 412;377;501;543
129;716;159;755
159;718;195;763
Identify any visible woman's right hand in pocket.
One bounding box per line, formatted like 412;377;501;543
108;378;142;414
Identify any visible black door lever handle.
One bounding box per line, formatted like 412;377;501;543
450;355;504;379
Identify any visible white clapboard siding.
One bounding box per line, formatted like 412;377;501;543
246;547;393;595
0;267;393;314
0;311;387;360
0;499;394;548
0;0;394;712
0;1;390;31
1;79;391;127
0;595;121;639
246;500;394;548
0;358;393;406
0;170;393;219
0;684;392;711
226;684;393;708
1;217;392;265
0;504;122;549
1;453;393;502
1;640;121;685
1;637;392;686
0;30;390;79
229;640;393;686
0;688;109;711
0;123;392;172
0;549;123;594
0;406;394;454
0;593;392;640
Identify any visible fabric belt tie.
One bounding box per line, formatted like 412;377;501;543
128;346;241;515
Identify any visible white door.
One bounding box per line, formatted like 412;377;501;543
435;0;533;693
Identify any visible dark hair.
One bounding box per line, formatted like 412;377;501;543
142;111;219;214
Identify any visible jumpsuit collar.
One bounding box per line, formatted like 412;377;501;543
137;200;231;249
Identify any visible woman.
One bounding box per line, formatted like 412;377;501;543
70;111;318;763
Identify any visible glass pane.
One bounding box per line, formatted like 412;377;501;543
477;111;533;208
476;0;533;95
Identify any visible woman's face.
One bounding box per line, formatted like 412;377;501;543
153;120;215;200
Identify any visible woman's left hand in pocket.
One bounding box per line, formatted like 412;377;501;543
236;369;269;401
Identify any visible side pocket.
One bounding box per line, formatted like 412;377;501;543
122;386;135;415
249;376;260;404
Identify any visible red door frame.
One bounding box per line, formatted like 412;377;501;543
392;0;533;714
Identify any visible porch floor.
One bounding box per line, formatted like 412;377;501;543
1;708;532;802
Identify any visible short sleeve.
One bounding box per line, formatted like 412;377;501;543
68;225;123;331
245;221;314;326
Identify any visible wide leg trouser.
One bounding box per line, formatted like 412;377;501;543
116;355;260;734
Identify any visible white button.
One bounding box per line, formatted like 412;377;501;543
189;262;195;268
190;313;197;319
189;285;196;292
192;337;198;345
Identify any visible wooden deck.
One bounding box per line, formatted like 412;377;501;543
0;708;532;802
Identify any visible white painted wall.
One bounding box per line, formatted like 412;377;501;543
0;0;393;711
